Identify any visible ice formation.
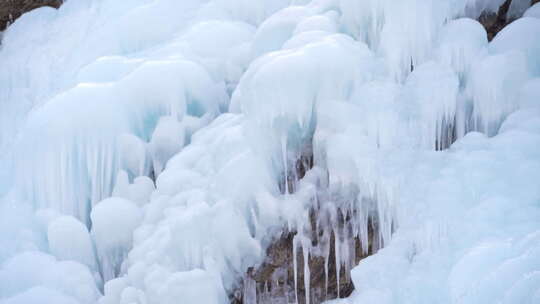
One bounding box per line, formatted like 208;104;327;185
91;198;142;282
47;215;98;274
0;0;539;304
525;2;540;18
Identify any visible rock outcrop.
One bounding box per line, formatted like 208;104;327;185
231;221;377;304
479;0;538;40
0;0;62;31
232;146;382;304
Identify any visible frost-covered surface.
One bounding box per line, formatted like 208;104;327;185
1;0;540;303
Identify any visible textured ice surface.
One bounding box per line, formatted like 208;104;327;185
0;0;539;303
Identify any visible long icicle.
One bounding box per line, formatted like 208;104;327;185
302;236;310;304
293;234;299;304
335;227;341;298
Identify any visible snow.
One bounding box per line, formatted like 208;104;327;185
0;0;540;303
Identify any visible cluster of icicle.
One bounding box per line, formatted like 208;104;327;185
241;162;391;304
233;0;540;303
0;0;539;304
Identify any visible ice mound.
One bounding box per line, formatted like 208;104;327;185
91;197;142;282
0;251;100;304
99;114;277;303
47;215;97;273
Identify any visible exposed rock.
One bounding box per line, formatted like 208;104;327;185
231;219;377;304
233;144;382;304
479;0;537;41
478;0;513;41
0;0;62;31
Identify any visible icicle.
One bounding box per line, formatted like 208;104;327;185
345;228;355;282
263;281;269;303
322;228;330;300
282;134;289;195
286;280;290;304
293;234;299;304
243;275;257;304
334;227;341;298
302;236;311;304
358;197;370;256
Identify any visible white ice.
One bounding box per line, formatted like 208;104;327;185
0;0;539;303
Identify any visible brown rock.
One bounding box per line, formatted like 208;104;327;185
479;0;537;41
231;210;379;304
0;0;62;31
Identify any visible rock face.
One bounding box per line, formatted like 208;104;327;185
232;223;377;304
232;150;381;304
479;0;514;41
0;0;62;31
479;0;537;41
